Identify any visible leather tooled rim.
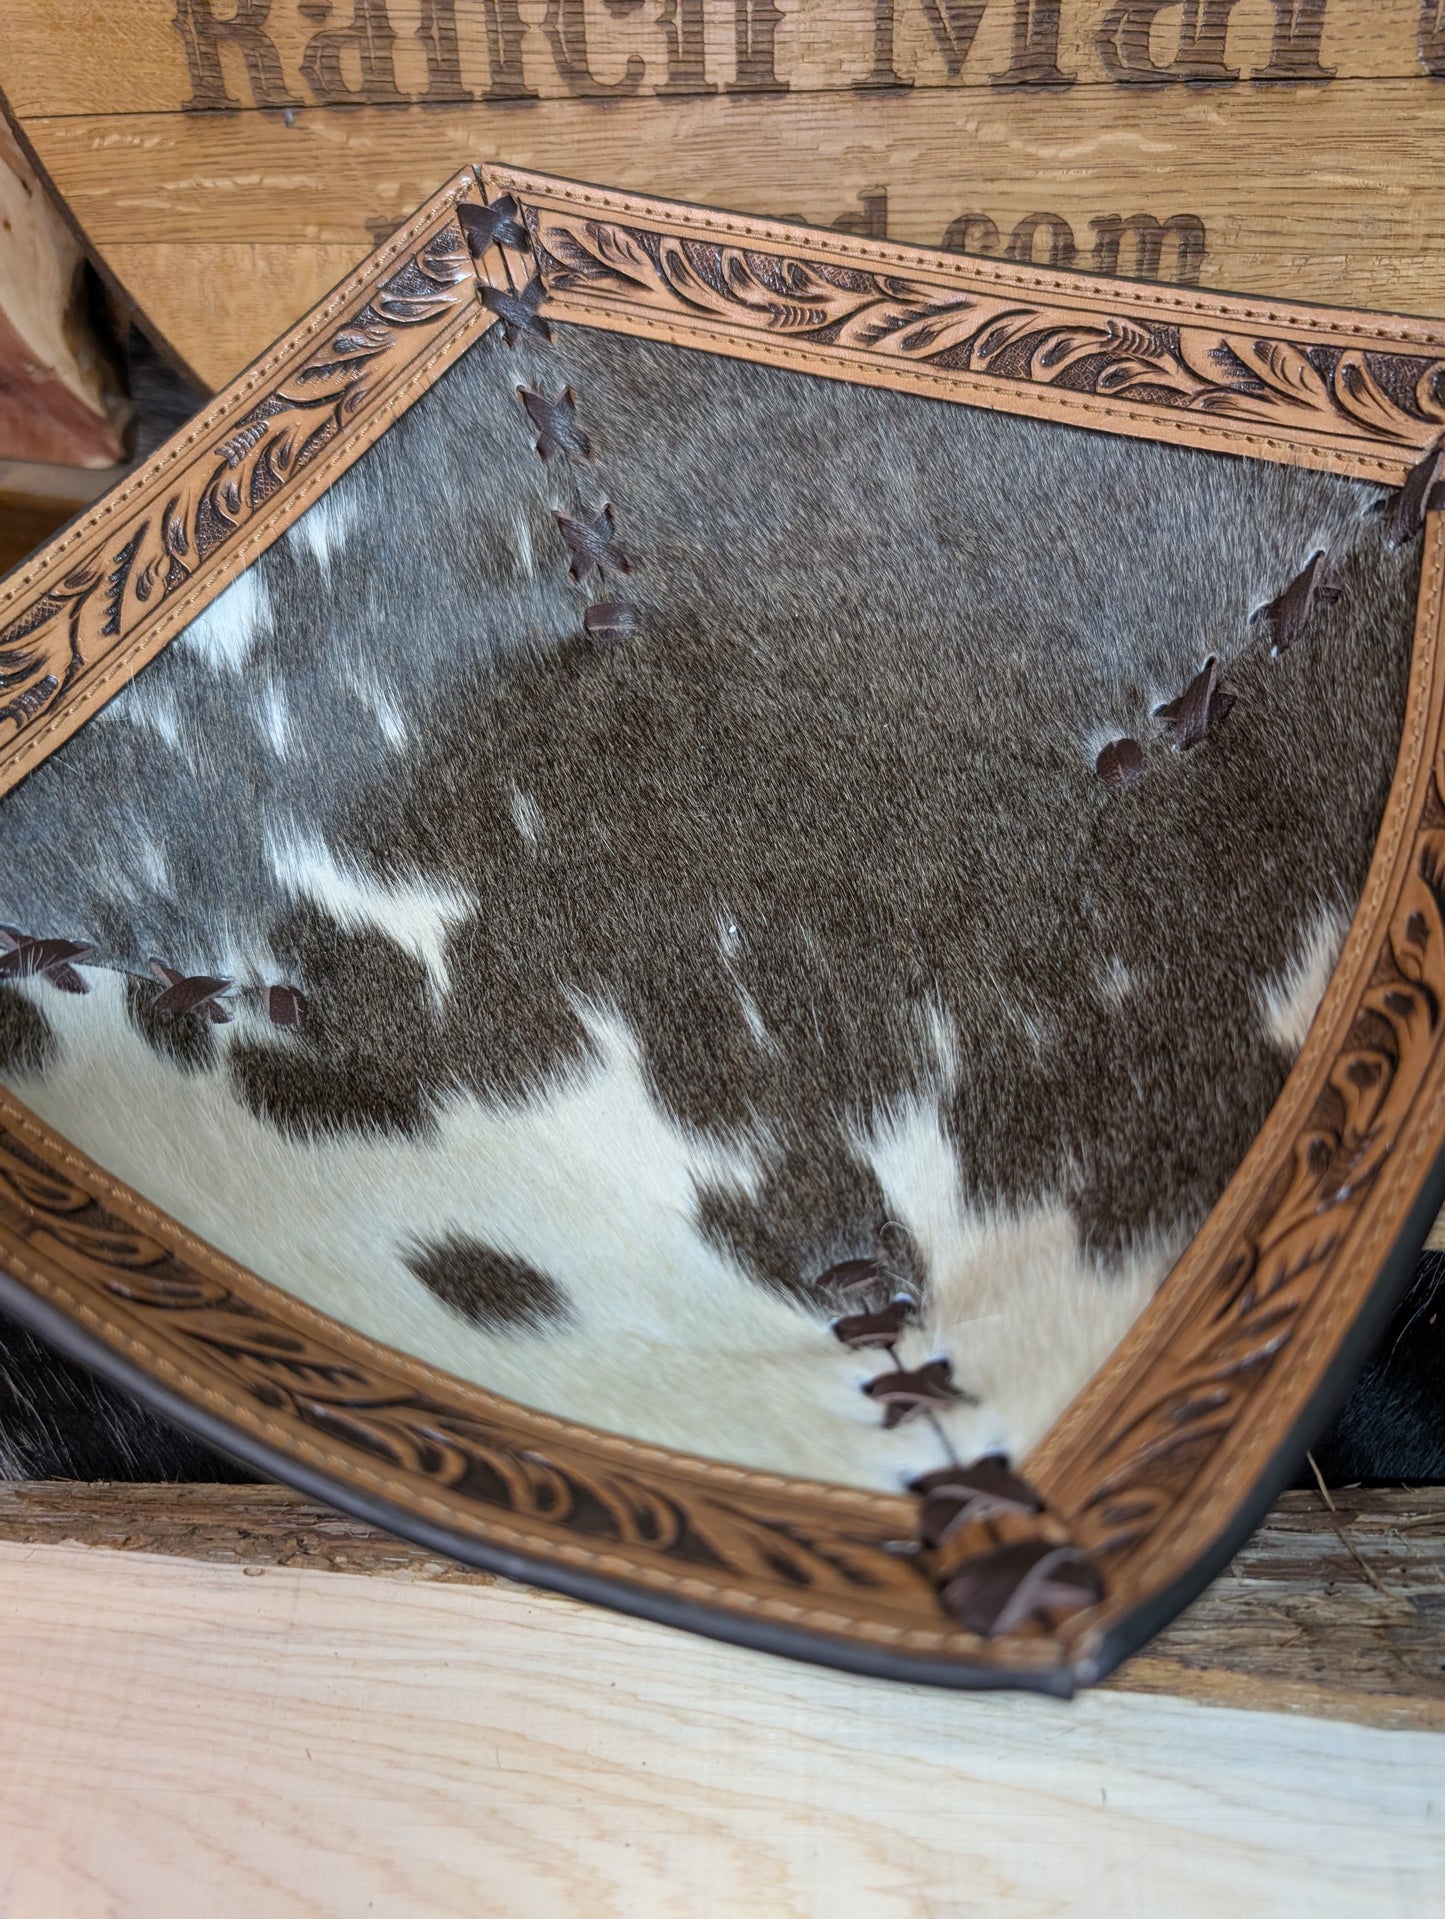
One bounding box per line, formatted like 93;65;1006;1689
2;162;1444;1688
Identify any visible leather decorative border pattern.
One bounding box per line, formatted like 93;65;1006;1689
1033;511;1445;1680
484;164;1445;488
0;167;498;803
6;160;1445;805
4;163;1445;1685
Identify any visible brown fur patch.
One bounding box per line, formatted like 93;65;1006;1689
404;1232;575;1332
124;973;217;1074
0;985;54;1077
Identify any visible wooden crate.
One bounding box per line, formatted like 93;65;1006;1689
4;1;1445;389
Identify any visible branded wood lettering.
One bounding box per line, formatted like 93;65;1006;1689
414;0;473;103
1096;0;1332;83
298;0;408;105
175;0;300;110
940;206;1207;282
855;0;989;90
174;0;1399;109
655;0;716;94
1088;211;1207;281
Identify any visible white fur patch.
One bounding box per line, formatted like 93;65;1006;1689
1096;956;1134;1007
860;1095;1167;1460
4;984;1168;1490
265;825;473;998
177;567;272;674
508;786;544;846
107;834;171;902
1259;905;1350;1057
99;678;182;746
5;985;936;1488
734;989;770;1049
370;688;409;749
713;911;772;1047
292;491;358;582
254;682;292;758
342;671;409;750
511;508;536;576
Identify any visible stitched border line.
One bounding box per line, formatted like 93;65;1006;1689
1036;507;1445;1668
0;1094;1073;1669
484;169;1445;350
489;165;1445;487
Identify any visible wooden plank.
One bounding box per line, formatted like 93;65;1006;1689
1108;1488;1445;1732
20;83;1441;259
6;0;1445;388
13;77;1445;387
1;1482;1441;1730
0;1530;1441;1918
102;241;368;385
1;0;1439;118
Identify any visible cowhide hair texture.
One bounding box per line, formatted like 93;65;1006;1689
2;314;1441;1492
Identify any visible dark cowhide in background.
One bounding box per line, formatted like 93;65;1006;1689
0;311;1440;1490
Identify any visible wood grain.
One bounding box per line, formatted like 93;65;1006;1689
102;242;371;382
0;1527;1435;1919
1;1482;1440;1731
0;1513;1441;1919
6;1;1445;388
0;0;1438;115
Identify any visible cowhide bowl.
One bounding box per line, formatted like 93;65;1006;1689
2;164;1442;1692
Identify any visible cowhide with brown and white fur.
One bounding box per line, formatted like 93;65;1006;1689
0;317;1432;1491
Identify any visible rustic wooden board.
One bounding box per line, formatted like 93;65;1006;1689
6;0;1441;114
4;1;1445;389
1;1481;1441;1731
0;1489;1442;1917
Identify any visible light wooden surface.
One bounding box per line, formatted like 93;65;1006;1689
5;1;1445;388
4;1481;1443;1732
0;1483;1441;1917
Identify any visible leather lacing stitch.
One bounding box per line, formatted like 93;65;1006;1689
479;197;1114;1639
811;1251;1104;1638
816;444;1444;1633
814;1256;971;1431
474;261;1436;1631
462;193;640;650
0;928;90;995
1093;437;1443;790
144;962;308;1029
0;194;620;1036
1;926;306;1030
